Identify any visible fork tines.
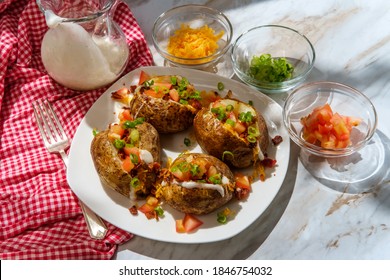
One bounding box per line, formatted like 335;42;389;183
32;99;68;146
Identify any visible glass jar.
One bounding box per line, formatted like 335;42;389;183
37;0;129;91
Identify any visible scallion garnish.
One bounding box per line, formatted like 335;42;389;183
113;139;125;149
222;151;234;161
130;177;140;188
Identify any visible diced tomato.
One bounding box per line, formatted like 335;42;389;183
182;214;203;233
122;156;134;172
300;103;360;149
144;89;165;98
234;121;247;134
119;109;133;122
115;87;129;97
169;88;180;102
138;70;151;85
124;146;139;156
234;173;251;200
109;124;125;137
138;203;154;214
175;219;186;233
235;173;251;190
227;112;237;122
171;168;191;181
124;147;141;165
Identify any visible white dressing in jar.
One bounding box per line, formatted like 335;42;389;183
40;9;129;91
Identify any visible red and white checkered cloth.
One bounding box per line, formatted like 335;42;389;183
0;0;153;259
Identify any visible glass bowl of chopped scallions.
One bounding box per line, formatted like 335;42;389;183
152;5;233;70
231;25;315;93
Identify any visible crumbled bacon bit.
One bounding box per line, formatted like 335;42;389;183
272;135;283;146
129;205;138;215
261;158;277;168
235;188;250;200
129;85;137;93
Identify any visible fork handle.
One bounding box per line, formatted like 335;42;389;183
79;201;108;239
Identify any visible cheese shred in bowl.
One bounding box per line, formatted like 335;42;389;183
167;24;224;63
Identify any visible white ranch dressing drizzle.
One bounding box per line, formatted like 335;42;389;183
257;143;265;161
139;149;154;164
172;175;230;197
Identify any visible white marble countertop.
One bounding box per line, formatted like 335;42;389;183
116;0;390;260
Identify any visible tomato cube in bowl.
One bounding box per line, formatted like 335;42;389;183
283;81;377;157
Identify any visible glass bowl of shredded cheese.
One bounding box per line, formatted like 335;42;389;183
152;5;233;71
231;25;315;94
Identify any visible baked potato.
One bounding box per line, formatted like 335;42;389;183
91;117;161;200
193;96;269;168
158;153;236;215
129;71;214;134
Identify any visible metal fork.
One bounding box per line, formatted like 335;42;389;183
32;99;108;240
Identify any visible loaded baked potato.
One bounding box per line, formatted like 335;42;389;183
129;71;219;134
91;114;161;200
193;96;269;168
158;153;236;215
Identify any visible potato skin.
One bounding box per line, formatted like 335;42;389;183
193;101;269;168
160;153;235;215
90;122;160;198
130;91;198;133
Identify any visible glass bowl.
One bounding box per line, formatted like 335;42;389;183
231;25;315;94
152;5;233;70
283;81;377;158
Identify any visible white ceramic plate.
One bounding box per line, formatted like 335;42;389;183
67;66;290;244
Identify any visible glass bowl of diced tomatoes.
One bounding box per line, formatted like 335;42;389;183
283;81;377;157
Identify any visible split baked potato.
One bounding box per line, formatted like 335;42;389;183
91;117;161;200
158;153;236;215
129;72;203;134
193;96;269;168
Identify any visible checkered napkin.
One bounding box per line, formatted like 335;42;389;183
0;0;153;259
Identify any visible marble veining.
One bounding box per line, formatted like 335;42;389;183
116;0;390;260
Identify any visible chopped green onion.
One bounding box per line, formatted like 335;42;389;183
211;107;226;121
217;82;224;91
130;177;140;188
225;104;234;112
123;117;144;129
222;151;234;161
92;129;99;137
248;53;294;83
154;206;164;217
129;129;139;144
209;174;222;184
179;99;188;105
184;137;191;147
247;134;257;143
130;153;139;164
248;125;260;137
217;213;227;224
143;80;154;87
189;90;202;100
113;139;125;149
190;164;200;176
170;76;177;85
238;111;253;123
226;119;236;127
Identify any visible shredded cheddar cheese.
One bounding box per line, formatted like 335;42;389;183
167;24;224;62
